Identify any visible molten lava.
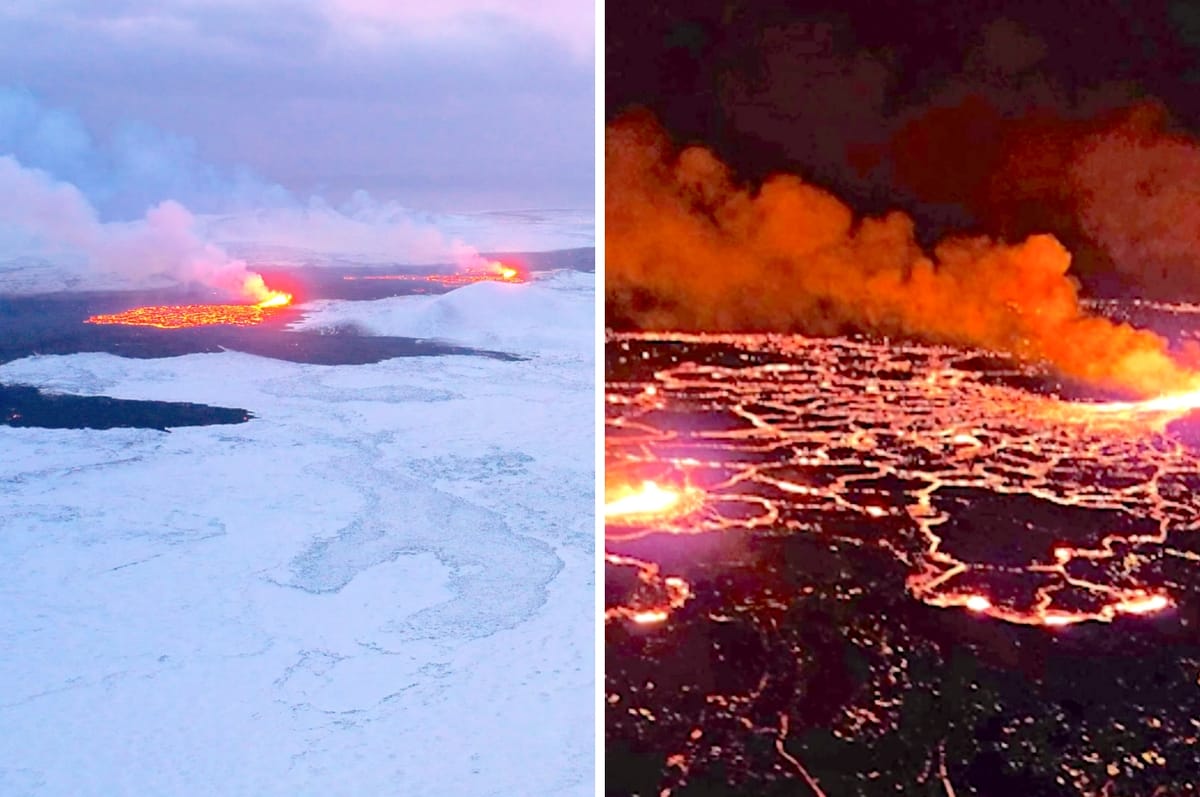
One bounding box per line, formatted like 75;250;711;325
85;274;294;329
605;479;705;527
1085;385;1200;419
343;260;526;286
605;553;693;625
606;332;1189;631
606;481;682;519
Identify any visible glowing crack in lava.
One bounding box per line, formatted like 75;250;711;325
85;275;293;329
604;332;1200;631
605;553;693;625
342;260;526;286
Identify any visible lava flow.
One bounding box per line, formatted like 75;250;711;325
1083;385;1200;421
342;260;526;286
85;275;294;329
605;332;1200;630
604;330;1200;795
605;553;693;625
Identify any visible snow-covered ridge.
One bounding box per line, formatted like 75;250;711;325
292;270;594;356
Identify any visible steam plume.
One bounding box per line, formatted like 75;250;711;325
606;113;1197;397
0;89;533;296
0;155;260;297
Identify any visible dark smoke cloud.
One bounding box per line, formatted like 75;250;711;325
1069;113;1200;298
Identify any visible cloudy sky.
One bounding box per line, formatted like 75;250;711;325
0;0;594;212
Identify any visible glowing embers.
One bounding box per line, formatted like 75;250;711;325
85;275;294;329
342;260;526;286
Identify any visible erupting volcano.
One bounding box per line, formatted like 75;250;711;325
604;119;1200;797
604;1;1200;792
85;274;294;329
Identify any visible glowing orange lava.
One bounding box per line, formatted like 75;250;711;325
342;260;526;286
606;480;682;519
1115;593;1170;615
630;609;670;625
605;480;704;526
85;274;294;329
604;553;693;626
1084;385;1200;420
240;273;293;307
964;595;992;612
606;332;1191;631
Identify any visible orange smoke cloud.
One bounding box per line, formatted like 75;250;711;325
606;112;1199;397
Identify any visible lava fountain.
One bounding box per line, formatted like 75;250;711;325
85;273;294;329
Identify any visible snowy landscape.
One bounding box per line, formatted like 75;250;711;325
0;265;595;794
0;1;595;790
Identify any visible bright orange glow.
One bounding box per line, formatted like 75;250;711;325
605;480;682;519
604;479;706;528
630;610;670;625
342;260;527;286
1115;594;1170;615
85;274;294;328
255;291;292;309
240;273;293;307
604;553;694;627
607;114;1200;397
1085;385;1200;419
964;595;992;612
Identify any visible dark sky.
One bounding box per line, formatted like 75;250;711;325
607;0;1200;297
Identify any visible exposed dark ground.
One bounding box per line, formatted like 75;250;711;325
1;384;252;431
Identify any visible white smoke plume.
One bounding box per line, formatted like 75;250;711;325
0;154;261;296
0;88;519;295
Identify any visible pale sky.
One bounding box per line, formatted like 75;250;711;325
0;0;595;213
